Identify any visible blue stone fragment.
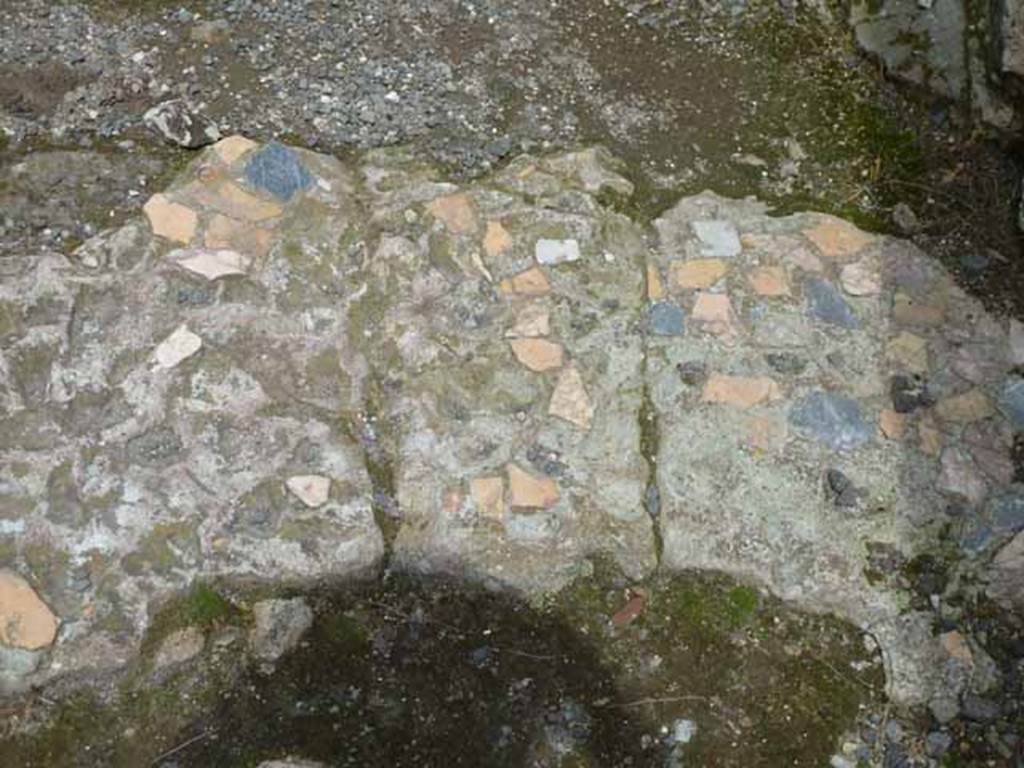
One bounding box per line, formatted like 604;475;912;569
959;517;994;556
988;487;1024;533
649;301;685;336
999;377;1024;427
244;141;313;201
788;391;872;451
805;278;859;329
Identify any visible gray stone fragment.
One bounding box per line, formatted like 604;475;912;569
960;517;995;555
850;0;966;99
988;487;1024;533
882;742;910;768
925;731;952;757
153;626;205;669
125;427;183;467
258;760;326;768
644;483;660;519
789;391;872;452
526;444;568;478
250;598;314;662
143;99;221;149
805;278;859;329
0;645;42;693
892;202;919;234
988;531;1024;612
929;695;960;724
937;448;988;505
890;374;934;413
245;142;314;201
826;469;864;509
765;352;807;375
960;694;1000;722
648;301;684;336
676;360;707;386
691;219;741;257
998;377;1024;427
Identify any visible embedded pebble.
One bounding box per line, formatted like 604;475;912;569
549;365;594;429
143;99;221;149
692;219;741;257
839;258;881;296
999;378;1024;426
144;194;198;243
805;278;859;329
286;475;332;508
0;571;58;650
250;598;314;662
172;248;252;280
245;142;314;201
535;238;581;265
788;391;872;451
890;374;934;413
154;325;202;369
649;301;685;336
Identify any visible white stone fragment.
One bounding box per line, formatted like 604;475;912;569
154;325;202;369
172;248;252;280
691;219;741;257
286;475;331;508
535;238;581;265
671;719;697;744
840;258;881;296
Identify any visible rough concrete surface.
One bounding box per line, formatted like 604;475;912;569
1;139;1021;721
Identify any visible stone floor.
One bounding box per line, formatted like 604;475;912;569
1;139;1022;716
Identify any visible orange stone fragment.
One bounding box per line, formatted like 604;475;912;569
747;265;789;297
212;135;258;165
939;630;972;663
442;487;465;517
506;464;559;509
510;338;564;372
879;409;906;440
611;593;646;627
483;220;512;257
498;266;551;297
691;293;740;344
668;259;728;290
427;192;479;235
646;264;665;300
701;374;782;408
802;217;874;259
470;476;504;519
918;414;943;456
144;194;198;244
0;571;58;650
